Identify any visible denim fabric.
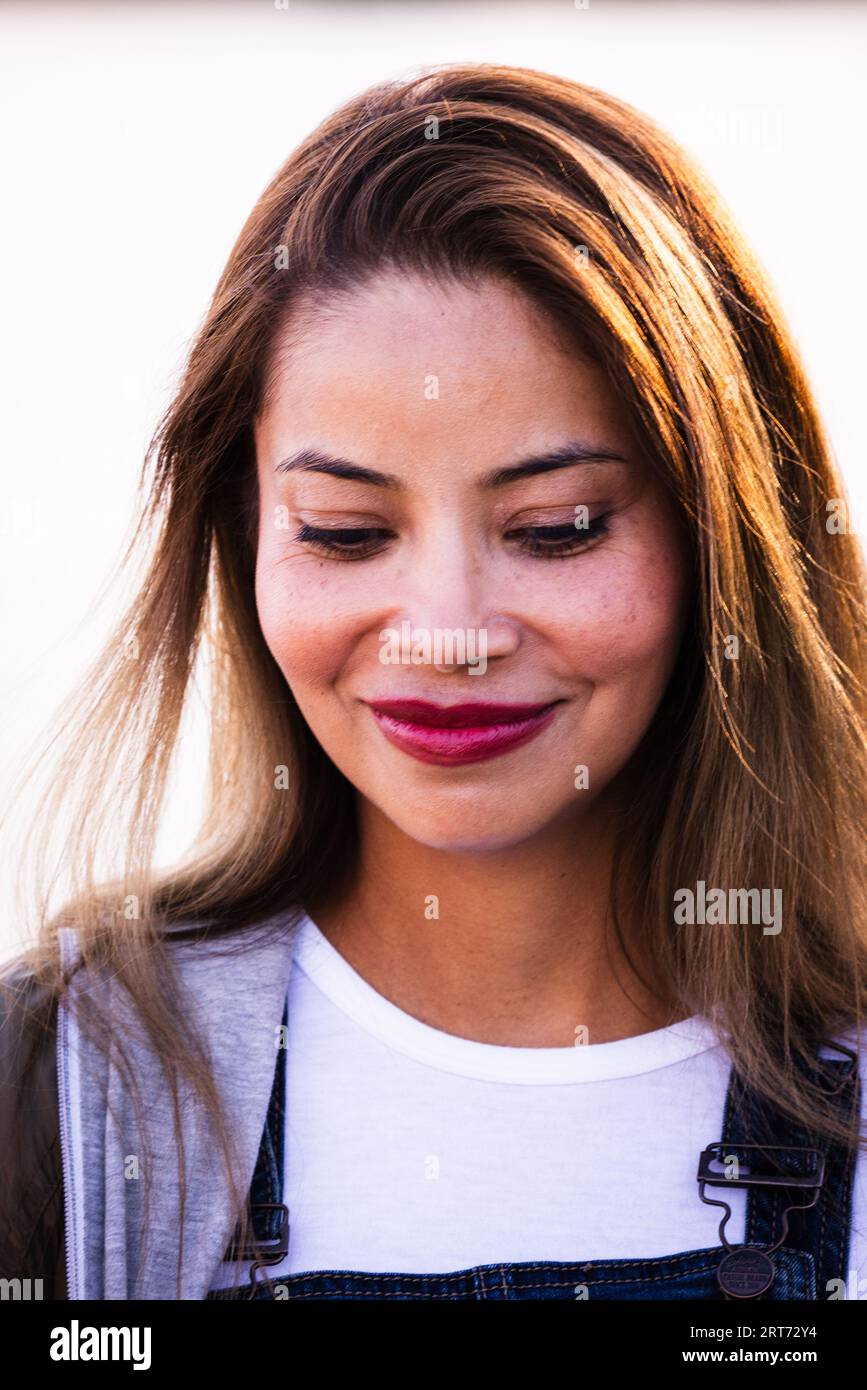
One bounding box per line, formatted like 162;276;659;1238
207;1018;859;1302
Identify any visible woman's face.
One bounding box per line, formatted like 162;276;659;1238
254;270;690;851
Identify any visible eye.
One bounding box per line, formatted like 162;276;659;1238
293;523;393;559
507;514;611;558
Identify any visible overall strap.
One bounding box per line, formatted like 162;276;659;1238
222;998;289;1260
720;1040;861;1292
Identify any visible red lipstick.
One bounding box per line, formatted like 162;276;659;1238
367;698;562;766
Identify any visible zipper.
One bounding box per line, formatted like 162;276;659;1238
56;927;81;1300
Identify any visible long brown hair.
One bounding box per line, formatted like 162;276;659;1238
4;62;867;1296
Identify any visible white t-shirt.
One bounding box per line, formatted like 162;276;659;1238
211;912;867;1294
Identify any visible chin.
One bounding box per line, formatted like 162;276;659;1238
405;829;535;855
383;801;568;855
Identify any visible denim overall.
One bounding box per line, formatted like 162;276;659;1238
206;1009;860;1302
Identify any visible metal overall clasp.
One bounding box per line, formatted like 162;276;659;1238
696;1143;825;1299
223;1202;291;1299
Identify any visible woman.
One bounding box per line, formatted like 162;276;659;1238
1;62;865;1302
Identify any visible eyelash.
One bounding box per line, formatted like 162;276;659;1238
293;515;612;561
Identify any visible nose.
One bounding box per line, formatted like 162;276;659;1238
426;616;519;673
388;535;520;672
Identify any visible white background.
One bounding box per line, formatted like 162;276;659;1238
1;0;864;960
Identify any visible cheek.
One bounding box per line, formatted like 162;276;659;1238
255;548;323;686
254;544;369;691
552;538;688;689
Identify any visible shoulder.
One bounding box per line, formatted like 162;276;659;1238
0;953;65;1294
0;952;59;1093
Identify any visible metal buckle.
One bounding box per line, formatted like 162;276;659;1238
697;1143;825;1300
697;1142;825;1191
238;1202;291;1300
223;1201;290;1259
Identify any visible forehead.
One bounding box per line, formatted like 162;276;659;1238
255;270;634;466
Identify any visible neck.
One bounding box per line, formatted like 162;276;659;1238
306;789;677;1048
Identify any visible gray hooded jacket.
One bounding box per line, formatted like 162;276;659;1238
57;910;300;1299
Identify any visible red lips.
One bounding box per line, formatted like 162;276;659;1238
368;699;557;727
366;698;563;766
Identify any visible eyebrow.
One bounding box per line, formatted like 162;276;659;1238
274;440;631;489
